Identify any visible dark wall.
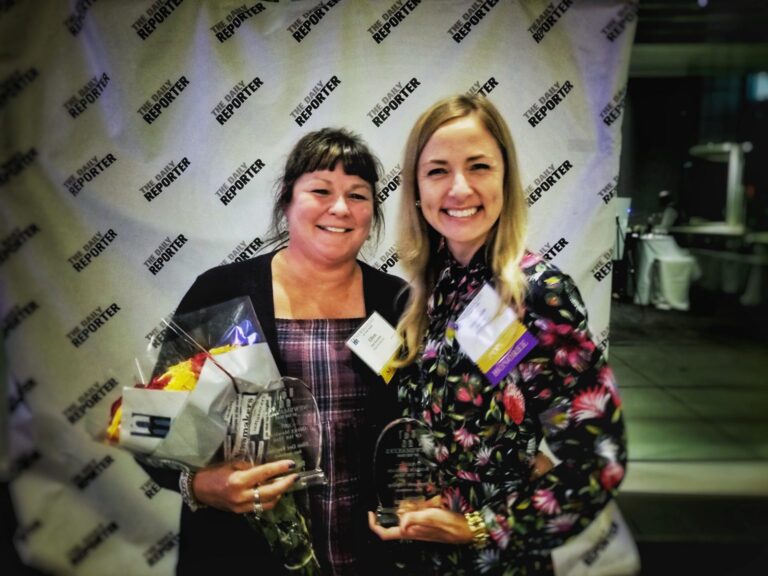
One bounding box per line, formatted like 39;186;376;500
618;74;768;231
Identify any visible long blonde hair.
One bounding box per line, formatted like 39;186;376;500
395;95;529;365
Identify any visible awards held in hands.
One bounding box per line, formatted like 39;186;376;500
224;376;326;487
110;297;326;488
374;417;437;527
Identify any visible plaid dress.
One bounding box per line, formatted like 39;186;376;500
276;317;368;576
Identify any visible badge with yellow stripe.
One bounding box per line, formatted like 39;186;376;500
456;283;537;385
345;311;401;383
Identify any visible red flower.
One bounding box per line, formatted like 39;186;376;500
600;461;625;490
454;427;480;449
456;386;473;403
503;382;525;425
536;319;595;372
598;365;622;407
572;386;611;422
441;486;470;513
457;470;481;482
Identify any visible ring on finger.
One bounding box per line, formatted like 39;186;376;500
252;487;264;515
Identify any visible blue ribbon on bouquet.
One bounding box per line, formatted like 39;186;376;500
219;319;261;347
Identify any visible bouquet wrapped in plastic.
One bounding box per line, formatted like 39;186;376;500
105;297;324;574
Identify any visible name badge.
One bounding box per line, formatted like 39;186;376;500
346;311;402;383
456;283;536;385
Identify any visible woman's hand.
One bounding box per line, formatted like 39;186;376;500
368;451;555;544
192;459;298;514
369;451;555;543
368;497;473;545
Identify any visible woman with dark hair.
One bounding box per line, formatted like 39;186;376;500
369;95;627;575
146;128;405;575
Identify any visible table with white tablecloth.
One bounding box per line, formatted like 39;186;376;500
634;234;701;310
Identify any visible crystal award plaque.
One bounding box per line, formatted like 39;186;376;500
373;417;436;527
225;376;326;487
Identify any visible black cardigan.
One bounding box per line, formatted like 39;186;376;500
141;250;407;575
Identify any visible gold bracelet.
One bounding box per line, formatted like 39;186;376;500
464;510;490;550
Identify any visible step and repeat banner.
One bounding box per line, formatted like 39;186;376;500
1;0;637;573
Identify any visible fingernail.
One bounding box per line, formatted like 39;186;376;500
287;461;296;470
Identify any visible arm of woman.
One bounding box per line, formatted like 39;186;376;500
368;453;555;544
368;507;473;544
477;264;628;555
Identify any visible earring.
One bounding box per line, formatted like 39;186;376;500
415;200;421;207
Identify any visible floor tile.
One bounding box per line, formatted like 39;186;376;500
621;462;768;495
620;388;702;420
609;354;658;388
712;421;768;459
666;388;768;421
625;419;756;461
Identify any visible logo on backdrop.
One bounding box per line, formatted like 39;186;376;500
143;234;189;275
376;164;401;205
64;0;99;36
597;327;610;352
466;76;499;98
67;522;119;567
602;1;638;42
448;0;500;43
291;76;341;126
9;377;37;414
145;312;174;349
215;159;266;205
211;3;266;43
64;73;110;118
10;450;41;480
140;157;191;202
288;0;342;42
0;147;37;187
600;86;626;127
528;0;574;44
63;153;117;196
367;78;421;127
524;80;574;127
1;223;39;266
141;479;162;499
367;0;421;44
138;76;190;125
66;304;121;348
0;67;38;110
211;77;264;126
597;175;619;205
525;160;573;207
592;248;614;282
72;456;114;491
374;245;400;274
145;532;180;567
14;519;42;548
2;300;39;340
538;237;569;262
132;0;185;40
63;376;120;425
220;237;265;265
67;229;118;272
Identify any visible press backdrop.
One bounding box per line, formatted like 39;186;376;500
1;0;637;573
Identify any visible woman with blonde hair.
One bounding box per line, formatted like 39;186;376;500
370;95;627;575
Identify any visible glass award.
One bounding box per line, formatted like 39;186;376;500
224;376;326;488
373;417;436;527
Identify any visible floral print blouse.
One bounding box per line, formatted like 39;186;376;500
397;248;627;576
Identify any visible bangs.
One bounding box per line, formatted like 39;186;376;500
300;140;380;186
